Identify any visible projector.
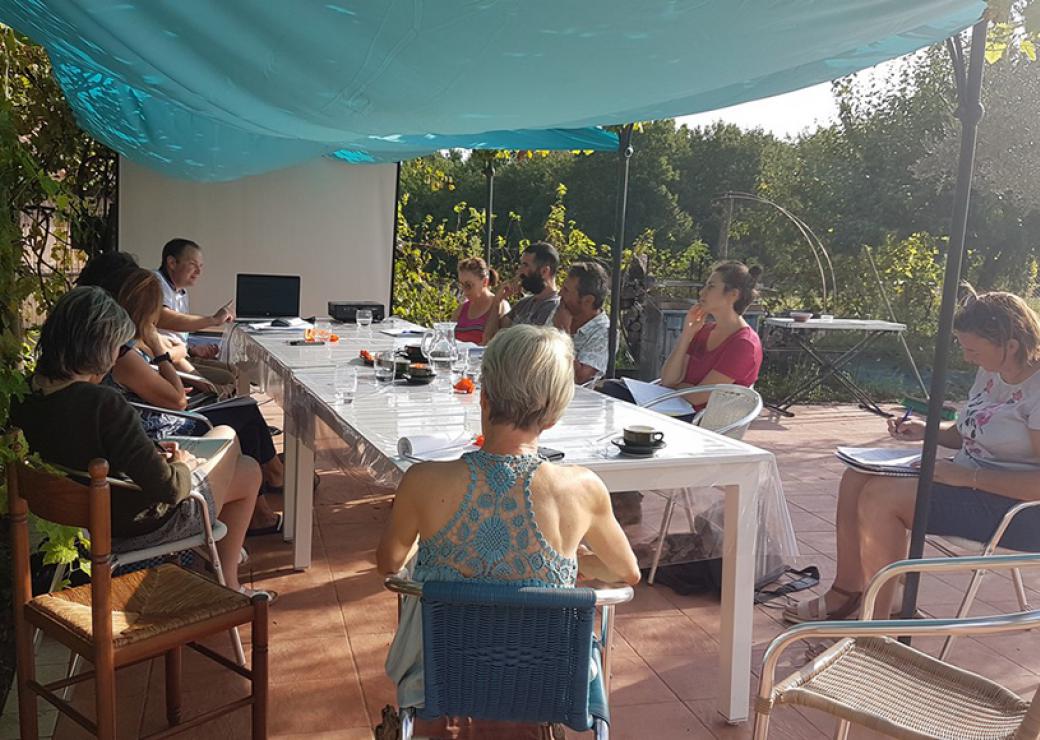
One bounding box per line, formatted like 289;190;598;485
328;301;385;323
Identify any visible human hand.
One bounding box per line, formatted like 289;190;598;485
496;280;519;303
212;304;234;324
887;417;926;441
682;303;708;334
189;343;220;359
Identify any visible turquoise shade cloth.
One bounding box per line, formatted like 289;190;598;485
0;0;985;181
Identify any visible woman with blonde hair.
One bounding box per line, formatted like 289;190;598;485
786;288;1040;623
378;324;640;708
452;256;509;345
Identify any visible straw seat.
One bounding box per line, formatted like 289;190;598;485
28;564;251;649
762;636;1028;740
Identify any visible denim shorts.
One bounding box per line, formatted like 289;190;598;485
926;483;1040;551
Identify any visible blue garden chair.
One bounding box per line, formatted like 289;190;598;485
384;576;634;739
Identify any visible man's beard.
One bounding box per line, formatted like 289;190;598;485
520;273;546;294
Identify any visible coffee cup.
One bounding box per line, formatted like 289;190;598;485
623;425;664;446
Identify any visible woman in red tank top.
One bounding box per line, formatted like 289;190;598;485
453;257;510;345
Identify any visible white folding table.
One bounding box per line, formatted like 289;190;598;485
231;321;787;723
762;317;907;417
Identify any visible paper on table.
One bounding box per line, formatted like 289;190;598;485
622;378;694;416
380;327;426;337
397;432;475;461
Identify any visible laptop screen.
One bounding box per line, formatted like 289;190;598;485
235;274;301;318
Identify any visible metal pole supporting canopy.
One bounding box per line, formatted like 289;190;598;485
607;124;635;379
899;18;989;625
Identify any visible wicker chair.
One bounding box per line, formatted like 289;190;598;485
384;576;634;739
8;457;269;740
754;551;1040;740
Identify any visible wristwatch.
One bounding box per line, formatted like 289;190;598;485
150;352;173;365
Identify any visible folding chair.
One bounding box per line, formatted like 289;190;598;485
384;576;634;739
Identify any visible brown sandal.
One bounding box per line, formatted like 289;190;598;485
782;585;861;624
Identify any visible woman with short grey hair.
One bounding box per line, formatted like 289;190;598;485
11;287;269;597
377;324;639;708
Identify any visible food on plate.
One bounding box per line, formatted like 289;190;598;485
359;349;374;364
453;377;475;394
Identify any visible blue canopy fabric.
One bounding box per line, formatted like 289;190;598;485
1;0;985;181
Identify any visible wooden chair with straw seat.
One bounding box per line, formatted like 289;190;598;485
8;456;269;740
754;551;1040;740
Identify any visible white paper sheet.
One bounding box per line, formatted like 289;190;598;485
622;378;694;416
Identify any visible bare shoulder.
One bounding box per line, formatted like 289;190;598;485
538;462;607;502
397;459;469;498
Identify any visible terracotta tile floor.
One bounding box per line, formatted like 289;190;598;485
7;399;1040;739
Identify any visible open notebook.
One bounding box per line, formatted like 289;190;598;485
835;446;921;477
164;435;233;470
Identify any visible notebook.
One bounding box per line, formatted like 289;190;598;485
835;447;921;477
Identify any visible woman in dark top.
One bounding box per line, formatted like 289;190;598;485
10;287;263;594
106;269;283;533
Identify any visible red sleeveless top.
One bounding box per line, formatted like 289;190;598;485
455;300;489;344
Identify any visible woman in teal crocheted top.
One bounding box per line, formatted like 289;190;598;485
378;325;641;708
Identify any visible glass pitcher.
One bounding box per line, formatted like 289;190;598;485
420;321;459;381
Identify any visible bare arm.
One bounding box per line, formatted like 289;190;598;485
482;283;518;343
933;429;1040;499
889;417;963;450
111;351;188;410
659;305;706;387
574;361;599;386
158;303;233;334
578;476;640;585
376;467;423;573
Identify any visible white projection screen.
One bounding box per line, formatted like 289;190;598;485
118;157;397;319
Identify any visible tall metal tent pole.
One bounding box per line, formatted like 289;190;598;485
607;124;635;379
899;17;988;624
484;158;495;264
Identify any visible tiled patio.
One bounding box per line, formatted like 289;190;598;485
5;401;1039;739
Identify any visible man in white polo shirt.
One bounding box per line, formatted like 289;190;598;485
155;238;243;393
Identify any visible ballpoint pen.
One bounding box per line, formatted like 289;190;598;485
895;406;912;431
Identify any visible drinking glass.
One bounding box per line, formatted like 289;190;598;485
373;351;395;384
466;347;485;386
334;365;357;404
356;309;373;333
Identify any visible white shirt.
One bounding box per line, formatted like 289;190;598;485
954;367;1040;472
572;311;610;375
154;269;189;343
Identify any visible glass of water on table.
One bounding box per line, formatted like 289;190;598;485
374;351;395;384
334;365;357;404
356;309;373;334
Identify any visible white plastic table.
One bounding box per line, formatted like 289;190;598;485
230;321;784;723
763;317;907;417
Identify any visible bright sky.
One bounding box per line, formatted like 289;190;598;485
676;83;837;139
675;57;907;139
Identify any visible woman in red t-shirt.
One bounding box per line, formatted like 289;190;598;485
657;261;763;408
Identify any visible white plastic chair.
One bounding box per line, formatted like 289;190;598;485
638;384;763;583
923;498;1040;659
641;383;763;439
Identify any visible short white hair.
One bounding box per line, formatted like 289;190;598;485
482;325;575;430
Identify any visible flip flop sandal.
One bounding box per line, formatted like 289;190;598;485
240;585;278;604
267;425;283;436
782;585;861;624
246;512;284;537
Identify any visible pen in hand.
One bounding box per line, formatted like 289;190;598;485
895;407;912;432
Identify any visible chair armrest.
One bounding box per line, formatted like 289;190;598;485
127;401;214;430
861;551;1040;621
51;464;141;490
383;574;634;606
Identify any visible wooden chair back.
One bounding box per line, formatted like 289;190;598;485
7;452;114;663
